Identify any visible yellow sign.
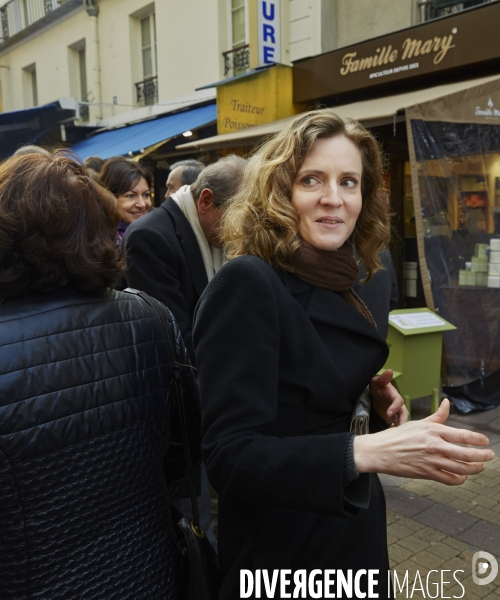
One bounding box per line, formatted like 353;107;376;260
217;64;299;135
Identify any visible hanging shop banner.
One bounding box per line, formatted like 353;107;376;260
405;77;500;387
257;0;281;67
217;64;296;134
293;1;500;103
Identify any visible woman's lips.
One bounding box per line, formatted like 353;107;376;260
316;217;343;228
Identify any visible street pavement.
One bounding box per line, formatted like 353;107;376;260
382;399;500;599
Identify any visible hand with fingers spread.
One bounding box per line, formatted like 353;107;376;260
353;399;495;485
370;368;409;427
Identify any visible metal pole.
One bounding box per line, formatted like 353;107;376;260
85;0;101;120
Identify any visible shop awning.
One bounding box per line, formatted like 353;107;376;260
0;98;78;158
177;74;500;152
0;98;77;131
71;103;217;160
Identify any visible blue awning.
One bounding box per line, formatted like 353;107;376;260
71;104;217;160
0;99;78;158
0;99;76;130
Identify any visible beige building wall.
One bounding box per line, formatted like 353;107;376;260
0;5;88;111
335;0;415;50
0;0;220;120
260;0;418;65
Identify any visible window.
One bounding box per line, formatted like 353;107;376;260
224;0;249;76
231;0;246;48
31;68;38;106
141;14;157;79
78;48;87;101
136;13;158;106
22;63;38;108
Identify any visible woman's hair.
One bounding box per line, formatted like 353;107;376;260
222;108;390;278
0;152;125;300
97;157;152;197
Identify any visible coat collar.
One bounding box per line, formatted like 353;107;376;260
162;198;208;296
280;270;386;347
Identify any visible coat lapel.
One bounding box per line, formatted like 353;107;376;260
162;199;208;297
281;270;386;348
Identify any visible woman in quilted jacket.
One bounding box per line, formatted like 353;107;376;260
0;151;198;599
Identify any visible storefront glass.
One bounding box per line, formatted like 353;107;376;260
406;79;500;387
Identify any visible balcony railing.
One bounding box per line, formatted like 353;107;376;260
135;75;158;106
419;0;493;21
0;0;66;42
222;44;250;77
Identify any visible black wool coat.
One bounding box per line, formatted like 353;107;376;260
193;256;392;600
123;197;208;365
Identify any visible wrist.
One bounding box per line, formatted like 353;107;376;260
353;434;376;473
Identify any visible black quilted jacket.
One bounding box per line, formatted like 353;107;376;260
0;288;198;600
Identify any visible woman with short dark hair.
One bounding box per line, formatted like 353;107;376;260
193;109;494;599
98;156;153;239
0;152;196;599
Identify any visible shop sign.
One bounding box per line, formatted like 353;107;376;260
216;65;296;134
293;1;500;103
475;98;500;120
257;0;280;66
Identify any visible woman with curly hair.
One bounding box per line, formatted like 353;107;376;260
193;109;494;598
0;152;198;599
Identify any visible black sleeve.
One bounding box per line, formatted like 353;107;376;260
124;226;195;362
193;258;369;518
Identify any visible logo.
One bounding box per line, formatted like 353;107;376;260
472;551;498;586
475;97;500;118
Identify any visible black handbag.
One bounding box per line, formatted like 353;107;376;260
125;289;222;600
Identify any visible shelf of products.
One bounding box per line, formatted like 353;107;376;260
458;174;490;232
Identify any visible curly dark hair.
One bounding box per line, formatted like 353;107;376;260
0;152;125;300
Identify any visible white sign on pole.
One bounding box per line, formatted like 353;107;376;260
257;0;280;66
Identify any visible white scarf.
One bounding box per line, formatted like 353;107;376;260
170;185;223;282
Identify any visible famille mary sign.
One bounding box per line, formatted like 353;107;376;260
257;1;280;67
293;1;500;103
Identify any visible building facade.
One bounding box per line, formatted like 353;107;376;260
0;0;220;124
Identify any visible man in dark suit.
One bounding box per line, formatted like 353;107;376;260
123;154;246;365
123;154;245;548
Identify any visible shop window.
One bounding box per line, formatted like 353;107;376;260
407;97;500;388
223;0;249;77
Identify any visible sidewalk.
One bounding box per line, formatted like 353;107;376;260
382;400;500;599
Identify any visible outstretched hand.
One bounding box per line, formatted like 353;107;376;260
370;369;409;426
353;399;495;485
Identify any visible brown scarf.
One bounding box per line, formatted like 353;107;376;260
290;239;376;327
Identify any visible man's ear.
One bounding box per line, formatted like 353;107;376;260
196;189;214;215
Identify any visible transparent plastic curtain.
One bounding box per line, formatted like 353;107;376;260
406;79;500;390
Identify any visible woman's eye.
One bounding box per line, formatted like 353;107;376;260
302;176;318;186
342;178;358;188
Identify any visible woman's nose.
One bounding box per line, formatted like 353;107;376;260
320;183;343;206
